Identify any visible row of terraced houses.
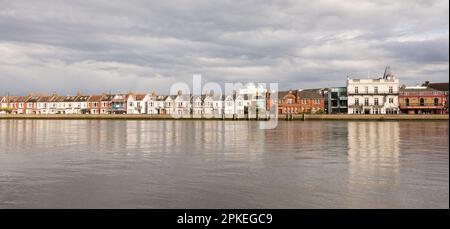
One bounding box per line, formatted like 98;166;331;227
0;85;269;116
1;67;449;115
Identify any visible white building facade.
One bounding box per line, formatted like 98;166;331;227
347;67;399;114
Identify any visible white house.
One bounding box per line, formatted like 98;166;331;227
347;66;399;114
212;95;224;115
0;96;7;114
192;95;203;115
164;96;175;115
224;95;235;115
74;95;90;114
147;95;157;114
239;84;267;115
127;93;150;114
36;96;56;114
0;96;7;108
203;95;214;115
174;94;190;115
148;95;166;114
234;94;245;115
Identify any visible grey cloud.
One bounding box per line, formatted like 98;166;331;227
0;0;448;95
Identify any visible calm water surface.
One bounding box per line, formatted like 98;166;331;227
0;120;448;208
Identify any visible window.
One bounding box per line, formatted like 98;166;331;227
287;98;293;104
364;98;369;106
405;98;410;106
355;98;359;106
355;87;359;94
434;98;439;106
374;98;379;106
365;86;368;94
374;86;378;94
389;98;393;103
420;98;424;106
389;86;393;94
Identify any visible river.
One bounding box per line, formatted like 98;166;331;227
0;120;448;208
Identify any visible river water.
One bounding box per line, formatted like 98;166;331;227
0;120;448;208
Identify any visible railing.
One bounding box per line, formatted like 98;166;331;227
402;103;442;106
347;92;397;95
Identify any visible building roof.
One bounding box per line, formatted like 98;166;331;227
277;91;295;99
400;86;443;95
88;95;103;102
427;82;449;92
63;95;78;102
101;94;113;101
17;96;30;102
6;96;19;103
74;95;90;102
37;96;55;102
134;94;148;101
155;95;167;101
297;89;323;99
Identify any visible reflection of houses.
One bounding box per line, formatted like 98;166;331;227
347;66;399;114
324;87;348;114
347;122;400;195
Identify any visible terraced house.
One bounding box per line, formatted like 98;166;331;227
277;89;324;114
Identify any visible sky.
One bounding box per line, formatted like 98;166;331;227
0;0;448;95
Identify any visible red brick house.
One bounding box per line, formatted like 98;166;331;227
277;89;325;114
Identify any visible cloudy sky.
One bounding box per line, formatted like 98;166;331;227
0;0;448;95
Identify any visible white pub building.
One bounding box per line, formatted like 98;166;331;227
347;67;399;115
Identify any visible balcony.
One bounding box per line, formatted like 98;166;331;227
401;103;443;108
348;92;398;95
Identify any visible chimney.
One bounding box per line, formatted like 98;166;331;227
177;90;182;96
423;81;430;87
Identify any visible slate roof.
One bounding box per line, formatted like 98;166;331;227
428;83;449;92
37;96;55;102
88;95;103;102
297;90;323;99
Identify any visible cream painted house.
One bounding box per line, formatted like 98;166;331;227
347;67;399;114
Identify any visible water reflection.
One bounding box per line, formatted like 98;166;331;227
346;122;400;208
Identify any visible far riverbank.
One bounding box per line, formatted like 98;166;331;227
0;114;448;121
